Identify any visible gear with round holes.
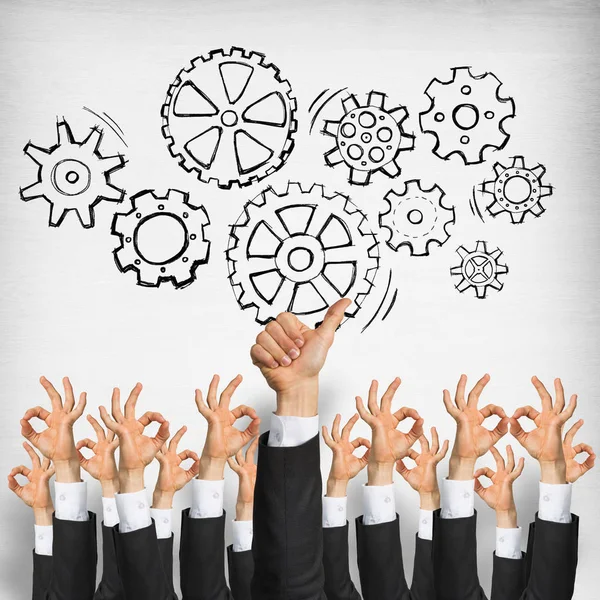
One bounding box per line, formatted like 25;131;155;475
379;179;455;256
420;66;515;165
227;182;380;326
111;189;210;289
450;241;508;299
161;47;297;189
321;91;414;186
481;155;553;224
20;120;125;228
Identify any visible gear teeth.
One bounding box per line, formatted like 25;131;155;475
451;240;508;298
342;94;360;114
380;161;400;178
532;164;546;179
56;121;74;145
512;156;526;169
367;91;386;109
493;162;506;177
83;127;103;150
325;148;344;167
20;180;45;200
24;143;49;165
389;105;408;124
349;168;370;186
322;120;339;137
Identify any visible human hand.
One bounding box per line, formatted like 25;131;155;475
21;376;87;483
322;413;371;497
396;427;448;510
356;378;423;486
562;419;595;484
227;437;259;521
474;445;524;528
99;383;170;493
196;375;260;481
510;377;577;484
444;374;508;480
8;442;55;525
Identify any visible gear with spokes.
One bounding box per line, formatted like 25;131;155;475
161;47;297;189
481;155;553;223
450;241;508;299
420;66;515;165
321;91;414;186
379;179;455;256
111;189;210;289
227;182;380;326
20;120;125;228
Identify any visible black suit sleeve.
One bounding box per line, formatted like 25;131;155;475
410;535;435;600
158;535;176;598
94;524;125;600
32;552;52;600
227;546;254;600
251;432;325;600
490;552;526;600
323;522;361;600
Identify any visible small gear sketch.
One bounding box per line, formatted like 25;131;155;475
20;120;125;228
321;91;414;186
111;189;210;289
450;241;508;299
379;179;455;256
420;66;515;165
161;47;297;189
481;156;553;223
227;182;380;326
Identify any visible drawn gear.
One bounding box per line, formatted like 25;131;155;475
420;66;515;165
450;241;508;299
161;47;297;189
379;179;455;256
321;91;414;186
227;182;380;325
482;156;552;223
20;120;125;228
112;189;210;289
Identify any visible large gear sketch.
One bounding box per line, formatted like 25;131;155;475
111;189;210;289
161;47;297;189
321;91;414;186
227;182;380;326
450;241;508;299
379;179;455;256
481;156;553;223
420;66;515;165
20;120;125;228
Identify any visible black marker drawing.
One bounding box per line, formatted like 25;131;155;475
469;188;486;223
321;91;414;186
227;182;380;327
20;120;126;228
111;189;210;289
481;156;553;223
82;106;128;148
420;66;515;165
359;268;398;333
161;47;297;189
379;179;455;256
450;241;508;299
308;87;348;134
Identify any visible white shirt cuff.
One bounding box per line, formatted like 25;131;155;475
363;484;396;525
232;519;253;552
115;489;152;534
539;482;572;523
34;525;53;556
102;496;119;527
190;478;225;519
54;481;89;522
418;509;434;540
441;478;475;519
496;527;522;559
268;413;319;447
323;496;347;528
151;508;172;539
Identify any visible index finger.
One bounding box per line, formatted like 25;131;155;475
246;436;259;464
87;415;106;442
169;425;187;453
124;383;143;419
62;377;75;412
219;374;243;410
40;376;63;411
22;442;41;469
467;373;491;408
341;414;359;441
531;376;553;412
111;388;124;423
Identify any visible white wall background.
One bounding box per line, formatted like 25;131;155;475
1;0;599;597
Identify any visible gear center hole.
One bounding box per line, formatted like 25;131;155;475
221;110;239;127
66;171;79;184
407;209;424;225
504;177;532;203
452;104;479;130
134;214;188;265
288;247;314;272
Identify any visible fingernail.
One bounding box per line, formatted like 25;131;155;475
296;338;304;348
281;355;292;366
289;348;300;360
271;362;279;369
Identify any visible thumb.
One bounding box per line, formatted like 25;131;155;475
317;298;351;338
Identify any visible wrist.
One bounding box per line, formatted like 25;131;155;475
152;489;174;510
235;501;253;521
100;478;120;498
496;509;518;529
449;455;477;481
54;458;81;483
275;378;319;417
367;462;394;486
33;507;54;526
419;490;441;511
539;460;567;484
119;468;145;493
198;455;226;481
326;477;349;498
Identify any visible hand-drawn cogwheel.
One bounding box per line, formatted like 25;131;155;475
227;182;380;326
481;156;553;224
20;120;125;228
161;47;297;189
450;241;508;299
321;91;414;186
111;189;210;289
379;179;455;256
420;66;515;165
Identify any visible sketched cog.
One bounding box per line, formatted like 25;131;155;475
322;91;414;186
420;66;515;165
20;120;125;228
379;179;455;256
227;182;380;326
450;241;508;299
161;47;297;189
482;156;553;224
112;189;210;289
